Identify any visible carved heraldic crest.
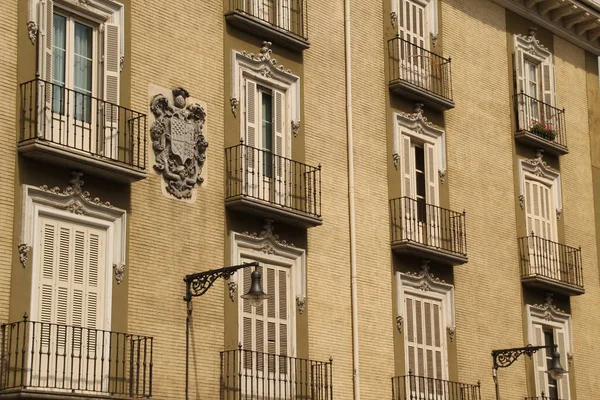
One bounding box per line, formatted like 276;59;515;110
150;87;208;199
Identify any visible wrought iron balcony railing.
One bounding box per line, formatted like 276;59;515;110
390;197;467;263
20;78;147;174
514;92;567;154
388;35;453;109
392;373;481;400
519;234;583;292
525;396;562;400
228;0;308;39
0;318;152;398
220;347;332;399
226;143;321;220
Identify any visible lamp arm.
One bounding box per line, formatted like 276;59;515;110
183;262;259;301
492;344;557;370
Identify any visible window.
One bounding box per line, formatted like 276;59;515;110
514;33;557;134
527;301;572;400
37;0;122;153
396;0;436;46
396;265;454;386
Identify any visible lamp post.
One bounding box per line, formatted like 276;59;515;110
183;262;269;400
491;344;567;400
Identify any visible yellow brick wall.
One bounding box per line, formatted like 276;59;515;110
554;35;600;399
442;1;527;399
0;0;18;323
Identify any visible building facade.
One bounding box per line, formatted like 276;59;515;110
0;0;599;399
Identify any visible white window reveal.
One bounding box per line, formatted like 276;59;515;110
514;31;558;134
232;43;299;207
396;263;454;387
34;0;123;157
393;107;445;246
230;222;306;398
526;297;572;400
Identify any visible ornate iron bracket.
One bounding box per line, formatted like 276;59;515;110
492;344;556;370
183;262;259;302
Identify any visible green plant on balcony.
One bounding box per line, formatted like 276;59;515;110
530;120;556;141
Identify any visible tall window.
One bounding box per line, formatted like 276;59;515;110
525;59;541;120
260;89;274;178
51;12;95;123
530;321;570;400
544;330;559;399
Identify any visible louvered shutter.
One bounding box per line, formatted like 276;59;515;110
39;0;54;137
273;89;288;205
424;143;439;247
555;328;570;400
514;46;526;129
39;220;57;355
102;23;120;159
401;134;414;240
541;57;557;133
244;79;258;175
532;324;548;396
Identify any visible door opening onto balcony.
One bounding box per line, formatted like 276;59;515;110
243;79;289;208
30;216;110;393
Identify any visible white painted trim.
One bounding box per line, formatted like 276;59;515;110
518;155;562;217
231;48;301;128
526;303;573;355
515;33;552;64
391;0;438;40
394;110;447;181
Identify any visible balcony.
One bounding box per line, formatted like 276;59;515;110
525;396;562;400
225;143;322;228
390;197;468;265
514;92;568;156
225;0;309;51
387;36;454;111
392;373;481;400
19;79;147;183
220;348;332;399
519;234;584;296
0;319;153;398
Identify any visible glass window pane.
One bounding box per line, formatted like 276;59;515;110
73;22;93;122
52;14;67;114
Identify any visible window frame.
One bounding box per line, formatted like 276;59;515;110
518;153;562;225
393;0;438;45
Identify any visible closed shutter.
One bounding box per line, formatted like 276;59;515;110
541;57;557;133
38;0;54;137
525;178;558;277
555;328;570;400
514;46;526;129
35;217;107;388
404;294;446;383
273;89;288;205
103;23;120;124
401;134;413;199
532;323;548;397
424;143;439;247
240;262;292;397
398;0;427;84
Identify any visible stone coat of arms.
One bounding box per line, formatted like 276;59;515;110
150;87;208;199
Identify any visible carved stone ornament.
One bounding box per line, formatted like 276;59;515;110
404;261;448;292
390;11;397;28
39;172;113;215
150;87;209;199
27;21;37;44
515;29;551;61
291;120;300;137
18;243;29;268
228;281;237;302
556;209;562;220
430;32;438;48
438;170;446;184
393;152;400;170
241;41;292;75
396;315;403;334
119;54;125;72
567;353;573;367
113;263;125;285
532;293;567;322
230;98;239;118
241;219;295;256
296;296;306;314
447;326;456;342
525;149;557;177
519;194;525;210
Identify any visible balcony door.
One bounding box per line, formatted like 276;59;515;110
397;0;431;89
248;0;292;31
31;216;109;392
244;78;289;207
524;177;560;279
240;261;293;398
404;293;447;398
400;133;439;247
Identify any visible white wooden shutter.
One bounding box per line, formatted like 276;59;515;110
555;327;570;400
541;57;556;108
39;0;54;138
401;134;414;240
401;134;413;199
273;89;288;205
424;143;439;247
103;23;120;122
244;78;258;173
532;323;549;396
514;47;525;95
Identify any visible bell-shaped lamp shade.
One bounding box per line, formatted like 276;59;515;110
547;351;568;380
241;268;270;307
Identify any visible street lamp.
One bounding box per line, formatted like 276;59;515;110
491;344;567;400
183;262;269;400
